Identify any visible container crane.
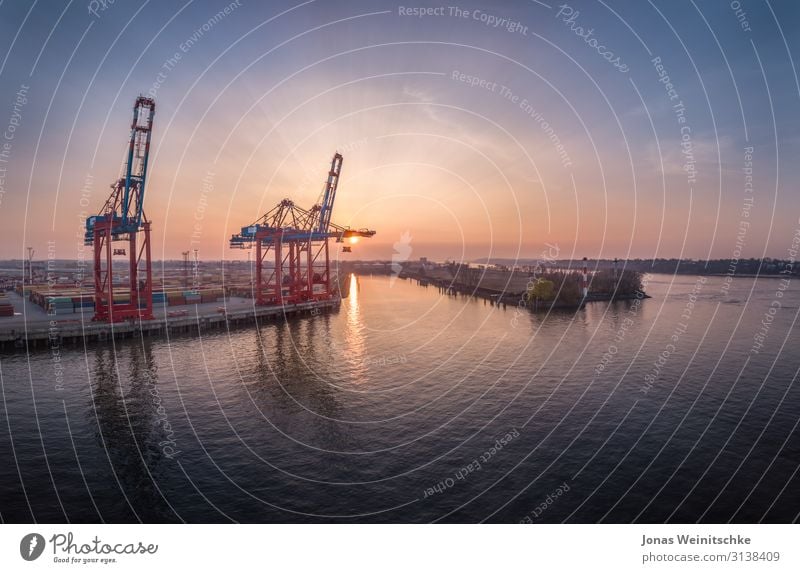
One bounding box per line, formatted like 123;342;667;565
230;152;375;306
84;96;155;322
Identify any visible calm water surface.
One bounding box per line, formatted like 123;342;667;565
1;273;798;523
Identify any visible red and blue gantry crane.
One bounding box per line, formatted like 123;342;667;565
230;152;375;305
84;96;155;322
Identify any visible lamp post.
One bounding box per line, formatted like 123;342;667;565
26;247;34;283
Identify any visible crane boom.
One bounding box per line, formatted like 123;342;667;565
317;152;342;233
230;152;374;248
85;96;155;243
122;96;155;229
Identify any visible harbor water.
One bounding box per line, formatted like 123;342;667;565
1;273;798;523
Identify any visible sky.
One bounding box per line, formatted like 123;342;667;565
0;0;798;263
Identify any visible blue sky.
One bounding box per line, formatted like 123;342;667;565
0;0;798;262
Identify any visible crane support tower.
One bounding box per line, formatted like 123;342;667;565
230;153;375;306
85;96;155;322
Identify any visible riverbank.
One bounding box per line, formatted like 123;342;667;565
398;268;649;310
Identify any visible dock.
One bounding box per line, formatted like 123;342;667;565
0;291;340;351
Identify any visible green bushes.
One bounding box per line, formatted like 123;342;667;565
590;269;643;296
527;271;582;306
530;279;555;301
526;269;644;307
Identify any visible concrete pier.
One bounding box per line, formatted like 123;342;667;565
0;291;340;351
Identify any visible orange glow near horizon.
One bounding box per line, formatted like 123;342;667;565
0;2;797;264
